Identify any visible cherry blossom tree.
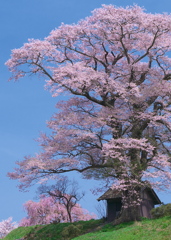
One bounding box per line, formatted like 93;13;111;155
0;217;17;238
37;178;85;223
6;4;171;222
19;195;96;226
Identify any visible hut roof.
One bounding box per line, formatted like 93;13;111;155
97;188;121;201
97;187;161;205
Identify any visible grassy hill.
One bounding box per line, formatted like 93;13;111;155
3;216;171;240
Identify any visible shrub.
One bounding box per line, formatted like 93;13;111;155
151;204;171;219
61;224;83;239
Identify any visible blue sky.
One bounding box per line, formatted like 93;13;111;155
1;0;171;223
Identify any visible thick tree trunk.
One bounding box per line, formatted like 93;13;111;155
112;187;142;225
113;205;141;225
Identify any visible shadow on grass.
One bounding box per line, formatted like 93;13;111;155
101;220;135;232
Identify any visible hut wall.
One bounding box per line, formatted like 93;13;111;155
140;190;154;218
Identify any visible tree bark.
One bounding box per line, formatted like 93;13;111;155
113;205;141;225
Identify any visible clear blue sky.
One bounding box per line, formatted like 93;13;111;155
1;0;171;222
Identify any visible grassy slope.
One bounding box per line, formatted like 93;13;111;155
3;217;171;240
74;217;171;240
3;219;103;240
2;225;38;240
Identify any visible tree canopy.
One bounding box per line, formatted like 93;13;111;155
6;4;171;219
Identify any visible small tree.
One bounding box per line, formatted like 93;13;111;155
19;195;96;226
95;201;107;220
0;217;17;238
6;4;171;223
37;178;85;223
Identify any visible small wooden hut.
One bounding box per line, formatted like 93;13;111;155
97;188;161;222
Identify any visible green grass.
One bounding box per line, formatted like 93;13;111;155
3;219;103;240
2;225;38;240
74;217;171;240
3;217;171;240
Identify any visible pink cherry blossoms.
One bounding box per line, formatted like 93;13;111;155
6;4;171;217
19;195;96;226
0;217;17;238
